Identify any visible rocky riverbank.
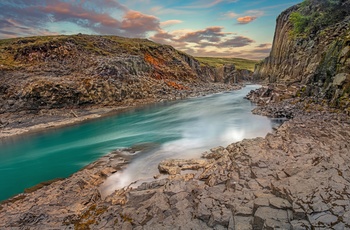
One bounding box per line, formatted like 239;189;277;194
1;85;349;229
0;34;249;139
0;82;240;139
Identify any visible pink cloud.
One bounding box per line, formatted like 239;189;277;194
0;1;162;38
160;20;183;27
121;11;160;36
237;16;257;24
152;31;175;40
40;2;121;27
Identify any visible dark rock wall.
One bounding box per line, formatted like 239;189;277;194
200;64;253;84
254;2;350;109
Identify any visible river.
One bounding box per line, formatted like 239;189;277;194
0;85;277;201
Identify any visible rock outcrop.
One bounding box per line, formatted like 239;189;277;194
201;63;254;84
0;35;205;113
1;108;349;229
0;35;242;133
254;0;350;110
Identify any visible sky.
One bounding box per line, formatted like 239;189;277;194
0;0;303;60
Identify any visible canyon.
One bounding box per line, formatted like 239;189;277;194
1;0;350;229
0;34;250;138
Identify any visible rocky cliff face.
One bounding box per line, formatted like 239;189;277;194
0;34;239;115
202;64;253;84
254;0;350;110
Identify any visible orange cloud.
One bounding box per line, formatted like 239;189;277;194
237;16;257;24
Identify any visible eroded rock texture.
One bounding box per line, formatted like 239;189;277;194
0;35;248;115
254;1;350;110
0;35;243;132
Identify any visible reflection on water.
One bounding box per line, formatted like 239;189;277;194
0;85;273;201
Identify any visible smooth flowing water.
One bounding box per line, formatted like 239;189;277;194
0;85;276;201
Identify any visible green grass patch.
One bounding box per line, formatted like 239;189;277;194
0;34;165;68
195;57;258;71
289;0;349;38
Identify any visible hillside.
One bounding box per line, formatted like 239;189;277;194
0;34;256;113
254;0;350;111
0;34;203;112
0;34;247;134
195;57;258;72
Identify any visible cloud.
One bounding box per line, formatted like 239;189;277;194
224;9;264;24
100;0;128;11
244;10;264;17
150;30;188;48
218;36;254;47
150;26;255;60
0;0;162;38
237;16;257;24
256;43;272;48
151;26;253;48
39;2;121;27
0;17;58;38
225;11;239;18
160;20;183;27
0;0;269;60
181;0;239;9
176;26;229;43
152;30;174;40
179;0;222;9
120;11;160;36
253;48;271;54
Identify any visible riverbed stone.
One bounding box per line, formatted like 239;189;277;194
254;207;290;229
253;197;270;211
158;158;211;175
269;197;292;210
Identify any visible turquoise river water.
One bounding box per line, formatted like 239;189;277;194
0;85;277;201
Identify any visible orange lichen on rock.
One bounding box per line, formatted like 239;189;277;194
144;53;163;67
165;81;189;90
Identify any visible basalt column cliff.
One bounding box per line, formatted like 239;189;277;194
255;0;350;110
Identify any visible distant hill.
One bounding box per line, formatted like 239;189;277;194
195;57;258;72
